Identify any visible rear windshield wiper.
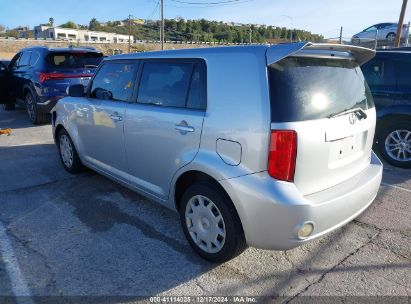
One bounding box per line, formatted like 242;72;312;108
328;107;368;120
83;64;98;68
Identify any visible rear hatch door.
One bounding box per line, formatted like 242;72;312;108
267;44;377;195
44;51;103;94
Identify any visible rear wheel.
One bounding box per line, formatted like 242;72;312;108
2;103;15;111
58;129;85;174
378;121;411;168
386;32;396;41
179;182;247;263
25;92;49;124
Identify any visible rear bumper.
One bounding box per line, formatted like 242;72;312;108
37;96;63;113
220;151;383;250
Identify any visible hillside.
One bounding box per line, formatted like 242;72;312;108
89;18;324;43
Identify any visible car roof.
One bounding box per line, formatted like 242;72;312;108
106;45;269;61
19;46;103;53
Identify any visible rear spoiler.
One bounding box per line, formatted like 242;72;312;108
266;42;376;66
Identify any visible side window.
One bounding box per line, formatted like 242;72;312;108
29;51;40;66
10;53;21;70
362;57;396;88
394;57;411;89
186;64;206;110
137;62;193;107
18;52;31;67
90;62;138;102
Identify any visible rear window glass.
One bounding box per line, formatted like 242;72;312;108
47;52;103;68
268;57;374;122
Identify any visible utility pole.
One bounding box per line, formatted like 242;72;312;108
249;25;252;44
128;14;131;53
339;26;343;44
396;0;408;47
161;0;164;50
282;15;293;42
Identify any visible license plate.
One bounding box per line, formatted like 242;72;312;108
330;133;364;162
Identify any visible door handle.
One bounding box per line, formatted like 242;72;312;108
175;121;195;134
110;114;123;122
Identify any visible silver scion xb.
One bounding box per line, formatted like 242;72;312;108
52;42;383;262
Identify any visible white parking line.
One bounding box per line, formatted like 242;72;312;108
0;221;33;302
381;182;411;194
0;141;53;147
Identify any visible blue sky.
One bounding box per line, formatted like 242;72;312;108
0;0;410;38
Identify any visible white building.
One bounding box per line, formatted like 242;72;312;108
34;25;133;43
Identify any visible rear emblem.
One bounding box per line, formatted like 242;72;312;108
349;113;357;125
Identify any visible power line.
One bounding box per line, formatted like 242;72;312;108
171;0;248;4
168;0;255;7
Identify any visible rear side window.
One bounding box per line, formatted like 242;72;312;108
268;57;374;122
29;51;40;66
90;62;138;102
47;52;103;68
137;61;206;110
18;52;31;67
137;62;192;108
361;56;396;88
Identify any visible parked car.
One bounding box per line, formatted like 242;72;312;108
361;49;411;168
1;46;103;124
0;60;10;109
352;23;408;44
52;43;383;262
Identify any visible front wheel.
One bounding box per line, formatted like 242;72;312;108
179;182;247;263
58;129;85;174
378;121;411;168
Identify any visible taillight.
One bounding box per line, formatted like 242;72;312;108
268;130;297;182
38;72;94;83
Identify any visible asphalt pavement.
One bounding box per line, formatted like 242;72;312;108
0;107;410;303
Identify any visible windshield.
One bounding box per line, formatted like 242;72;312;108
47;52;103;69
268;57;374;122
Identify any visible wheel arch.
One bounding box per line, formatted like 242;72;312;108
172;169;246;244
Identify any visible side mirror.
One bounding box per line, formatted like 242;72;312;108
67;84;85;97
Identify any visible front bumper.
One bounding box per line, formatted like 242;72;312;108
220;151;383;250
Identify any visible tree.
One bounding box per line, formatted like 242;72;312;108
60;21;77;29
0;24;5;32
49;17;54;27
89;18;101;31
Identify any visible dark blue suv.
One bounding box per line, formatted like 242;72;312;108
2;46;103;124
361;50;411;168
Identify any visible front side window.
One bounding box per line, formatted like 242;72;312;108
90;62;138;102
137;62;193;108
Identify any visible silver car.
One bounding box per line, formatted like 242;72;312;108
352;23;408;43
52;43;383;262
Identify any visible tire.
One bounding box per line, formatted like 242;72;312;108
2;103;15;111
377;120;411;168
25;92;50;124
179;182;247;263
57;129;85;174
351;37;360;45
386;32;396;41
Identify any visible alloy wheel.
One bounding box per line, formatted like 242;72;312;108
26;94;36;122
385;129;411;162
